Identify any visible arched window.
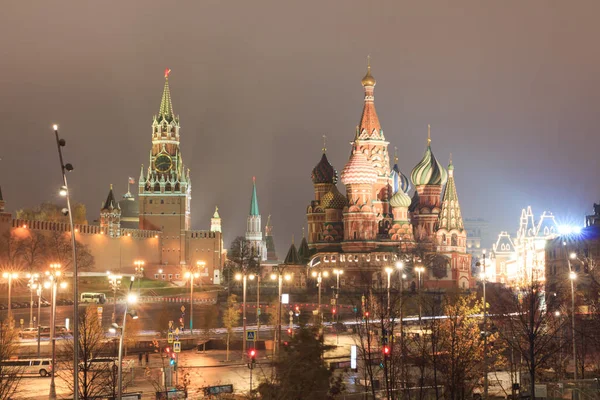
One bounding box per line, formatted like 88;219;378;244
451;233;458;246
165;183;172;192
154;183;160;192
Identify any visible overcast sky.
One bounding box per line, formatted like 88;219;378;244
1;1;599;255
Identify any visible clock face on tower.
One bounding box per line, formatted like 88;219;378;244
154;154;173;172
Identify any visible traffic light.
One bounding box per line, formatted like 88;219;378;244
164;347;171;354
382;345;390;359
287;328;292;335
249;348;256;365
332;308;336;314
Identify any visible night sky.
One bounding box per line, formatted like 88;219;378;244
1;1;599;254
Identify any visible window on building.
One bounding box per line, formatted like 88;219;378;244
175;274;180;279
161;274;166;280
161;200;164;204
168;274;173;280
154;274;159;279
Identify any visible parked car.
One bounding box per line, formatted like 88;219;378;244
11;303;21;309
18;328;39;339
18;302;29;308
0;304;7;310
57;299;72;306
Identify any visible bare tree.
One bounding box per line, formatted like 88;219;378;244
59;306;117;400
0;316;23;400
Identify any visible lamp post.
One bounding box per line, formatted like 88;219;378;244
26;273;39;328
333;269;343;325
481;249;488;399
134;260;145;295
569;267;577;381
270;269;291;355
107;273;122;323
415;266;425;327
47;263;67;400
52;124;79;400
37;282;48;357
184;271;199;334
3;272;18;319
235;272;254;357
311;270;329;328
196;261;206;287
395;261;406;391
385;267;393;314
109;276;138;400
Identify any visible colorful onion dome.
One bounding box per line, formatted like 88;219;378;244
321;185;348;209
411;144;447;186
391;164;411;194
390;190;411;208
341;150;378;185
311;153;338;184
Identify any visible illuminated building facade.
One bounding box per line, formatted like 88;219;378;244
305;62;472;290
0;71;224;283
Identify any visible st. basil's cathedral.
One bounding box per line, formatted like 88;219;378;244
305;63;472;290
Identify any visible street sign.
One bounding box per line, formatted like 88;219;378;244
281;294;289;304
330;298;336;305
168;333;174;343
173;341;181;353
257;308;261;316
169;320;173;329
175;328;180;336
246;330;256;341
289;311;293;316
180;306;185;313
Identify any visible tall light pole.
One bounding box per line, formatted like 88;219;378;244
109;276;138;400
236;272;254;357
270;269;291;355
569;267;577;381
47;263;67;400
134;260;145;295
3;272;18;320
311;270;329;328
107;273;122;323
415;266;425;327
26;273;39;328
481;249;488;399
184;271;199;334
395;261;406;391
52;124;79;400
256;273;261;341
385;267;393;314
333;269;343;325
37;282;48;357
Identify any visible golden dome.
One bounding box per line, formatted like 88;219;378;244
361;59;376;87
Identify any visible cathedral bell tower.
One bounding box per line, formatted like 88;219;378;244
139;69;192;266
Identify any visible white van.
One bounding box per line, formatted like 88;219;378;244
0;358;52;377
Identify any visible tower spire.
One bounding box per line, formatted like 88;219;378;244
358;57;382;140
158;68;175;122
322;135;327;153
394;146;398;164
427;124;431;146
250;177;259;216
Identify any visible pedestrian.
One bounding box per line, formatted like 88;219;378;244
145;352;149;365
138;352;142;366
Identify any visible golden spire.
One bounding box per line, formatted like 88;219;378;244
110;183;113;190
302;226;305;238
427;124;432;146
394;146;398;164
361;55;376;87
322;135;327;153
449;153;452;164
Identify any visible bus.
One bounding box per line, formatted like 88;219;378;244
0;358;52;377
80;293;107;304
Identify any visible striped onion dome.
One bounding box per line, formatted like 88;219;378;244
311;153;338;184
411;145;448;186
390;190;411;208
391;163;411;194
340;150;378;185
321;185;348;210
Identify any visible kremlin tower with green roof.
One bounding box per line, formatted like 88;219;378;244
305;61;472;290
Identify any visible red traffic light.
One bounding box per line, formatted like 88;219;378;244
295;306;299;311
382;346;390;355
164;347;170;353
332;308;336;314
287;328;292;334
249;349;256;358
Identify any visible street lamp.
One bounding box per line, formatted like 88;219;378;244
311;269;329;327
395;260;406;390
332;269;344;326
133;260;145;294
569;269;577;381
47;263;67;400
184;271;200;334
384;267;393;313
481;249;489;400
52;124;79;400
270;269;291;355
414;265;425;322
3;272;19;318
109;276;138;400
26;273;39;328
37;282;48;357
235;272;255;357
107;273;122;323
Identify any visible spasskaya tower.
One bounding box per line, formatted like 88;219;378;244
138;69;191;265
